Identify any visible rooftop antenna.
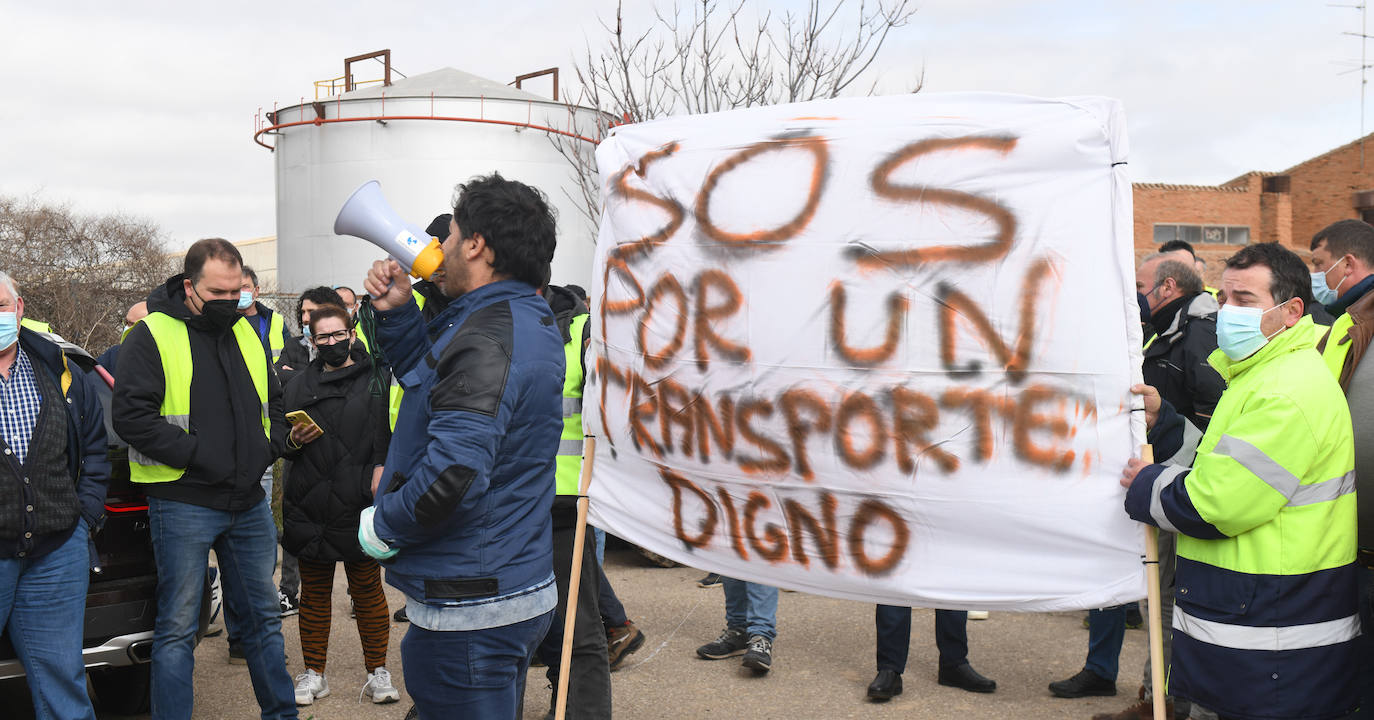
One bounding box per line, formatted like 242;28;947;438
1334;2;1373;166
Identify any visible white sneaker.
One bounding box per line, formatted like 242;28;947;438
294;668;329;705
968;610;990;620
204;567;224;637
362;666;400;704
278;589;299;617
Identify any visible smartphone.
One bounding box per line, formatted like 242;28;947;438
286;410;323;435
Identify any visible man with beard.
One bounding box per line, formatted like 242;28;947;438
361;174;563;718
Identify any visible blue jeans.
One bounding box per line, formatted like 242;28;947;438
402;611;553;720
1085;606;1126;681
597;562;628;628
875;605;968;673
0;522;96;720
722;577;777;640
147;497;295;720
223;521;296;646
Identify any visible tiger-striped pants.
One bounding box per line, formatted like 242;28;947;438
297;557;389;673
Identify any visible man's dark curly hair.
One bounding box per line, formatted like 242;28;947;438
1224;242;1311;308
451;173;557;288
297;286;345;329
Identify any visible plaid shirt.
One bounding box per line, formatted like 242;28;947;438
0;348;43;465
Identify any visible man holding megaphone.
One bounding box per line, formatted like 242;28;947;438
356;174;564;719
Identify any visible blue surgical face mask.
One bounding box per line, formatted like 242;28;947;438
0;311;16;351
1310;257;1346;306
237;290;254;311
1216;302;1285;361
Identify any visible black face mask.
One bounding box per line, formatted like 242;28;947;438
318;342;351;367
199;297;243;333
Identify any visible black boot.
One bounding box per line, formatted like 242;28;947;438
938;663;997;693
1049;668;1116;698
866;669;903;701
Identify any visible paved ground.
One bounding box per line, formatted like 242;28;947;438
5;544;1151;719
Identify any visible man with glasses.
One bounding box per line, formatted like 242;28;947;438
0;269;110;720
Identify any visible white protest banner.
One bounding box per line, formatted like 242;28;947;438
584;92;1145;611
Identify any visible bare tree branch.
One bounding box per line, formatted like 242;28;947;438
550;0;919;246
0;195;178;353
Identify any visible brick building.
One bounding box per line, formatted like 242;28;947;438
1133;133;1374;284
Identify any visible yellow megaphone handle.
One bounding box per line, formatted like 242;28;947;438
410;238;444;281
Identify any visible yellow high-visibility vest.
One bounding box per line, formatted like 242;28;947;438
1321;312;1356;382
555;314;589;495
128;312;269;484
265;312;286;361
387;290;429;430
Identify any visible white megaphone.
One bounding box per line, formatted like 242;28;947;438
334;180;445;281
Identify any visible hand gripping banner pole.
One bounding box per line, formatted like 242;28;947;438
1143;445;1166;720
554;436;597;720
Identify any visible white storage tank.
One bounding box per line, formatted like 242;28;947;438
258;57;608;294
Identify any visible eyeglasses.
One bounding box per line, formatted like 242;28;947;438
312;330;352;346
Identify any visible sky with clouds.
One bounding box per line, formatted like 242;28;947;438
0;1;1364;248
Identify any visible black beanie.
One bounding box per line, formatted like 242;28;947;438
425;213;452;239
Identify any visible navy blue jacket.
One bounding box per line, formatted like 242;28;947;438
6;328;111;564
371;280;564;626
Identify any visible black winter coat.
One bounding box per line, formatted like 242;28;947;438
1142;292;1226;432
113;275;287;511
275;334;312;388
280;347;391;562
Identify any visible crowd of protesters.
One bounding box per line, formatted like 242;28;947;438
2;171;1372;720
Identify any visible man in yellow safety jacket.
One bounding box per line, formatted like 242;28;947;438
527;283;612;717
1310;218;1374;712
112;238;295;719
1122;242;1358;720
239;266;288;362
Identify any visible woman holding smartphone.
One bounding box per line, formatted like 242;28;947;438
281;303;399;707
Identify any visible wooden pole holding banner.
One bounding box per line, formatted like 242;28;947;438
1143;445;1166;720
554;436;597;720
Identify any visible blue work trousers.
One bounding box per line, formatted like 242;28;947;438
874;605;968;673
1085;606;1127;681
1358;565;1374;714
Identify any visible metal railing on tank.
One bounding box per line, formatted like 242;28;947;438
252;94;607;151
253;52;614;151
314;76;386;100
